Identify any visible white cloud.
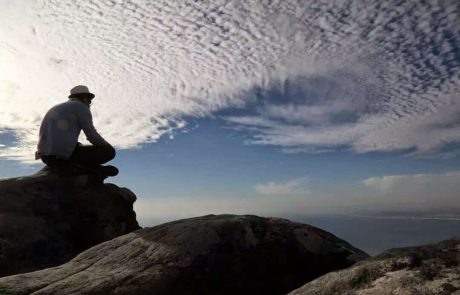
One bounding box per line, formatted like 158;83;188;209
254;177;309;196
361;171;460;192
281;147;336;154
360;171;460;208
231;95;460;155
0;1;459;162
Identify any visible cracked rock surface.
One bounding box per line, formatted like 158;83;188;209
288;237;460;295
0;214;367;295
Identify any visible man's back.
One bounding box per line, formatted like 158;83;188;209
37;100;86;159
37;99;108;159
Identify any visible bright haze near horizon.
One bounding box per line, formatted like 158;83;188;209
1;0;459;254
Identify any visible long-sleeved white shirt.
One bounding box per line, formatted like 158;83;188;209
36;99;110;159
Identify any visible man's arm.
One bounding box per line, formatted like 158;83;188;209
77;106;111;146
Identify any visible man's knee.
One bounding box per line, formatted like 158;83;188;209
104;145;116;161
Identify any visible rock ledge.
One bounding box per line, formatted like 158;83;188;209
0;168;140;276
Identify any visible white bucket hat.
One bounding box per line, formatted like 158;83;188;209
68;85;95;99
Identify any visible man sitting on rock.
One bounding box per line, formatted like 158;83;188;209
36;85;118;177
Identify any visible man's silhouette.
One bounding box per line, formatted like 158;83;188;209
36;85;118;176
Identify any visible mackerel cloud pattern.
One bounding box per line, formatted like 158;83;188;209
0;0;459;161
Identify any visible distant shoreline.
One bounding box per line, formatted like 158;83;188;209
340;213;460;221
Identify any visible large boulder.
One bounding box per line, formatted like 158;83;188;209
0;214;368;295
288;237;460;295
0;167;140;277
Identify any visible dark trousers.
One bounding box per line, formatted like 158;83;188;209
41;144;115;167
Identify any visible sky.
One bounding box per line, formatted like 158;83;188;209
1;0;460;224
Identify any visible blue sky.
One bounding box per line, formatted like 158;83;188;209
3;115;459;222
1;1;460;223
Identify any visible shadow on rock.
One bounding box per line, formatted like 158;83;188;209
0;167;140;277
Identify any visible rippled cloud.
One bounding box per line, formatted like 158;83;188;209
254;177;310;196
0;0;459;162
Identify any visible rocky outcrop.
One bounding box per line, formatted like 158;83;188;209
288;237;460;295
0;214;368;295
0;167;140;277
